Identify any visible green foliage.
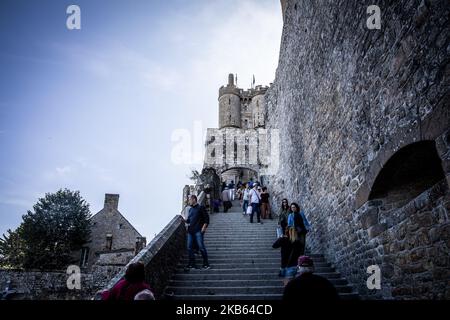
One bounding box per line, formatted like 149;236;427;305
0;227;25;268
0;189;92;270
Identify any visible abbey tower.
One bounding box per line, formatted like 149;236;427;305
218;73;269;130
202;74;272;186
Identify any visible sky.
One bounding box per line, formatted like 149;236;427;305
0;0;283;241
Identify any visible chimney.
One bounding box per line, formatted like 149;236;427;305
228;73;234;86
104;194;119;210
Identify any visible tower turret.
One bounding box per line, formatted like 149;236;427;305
218;73;241;129
251;85;268;128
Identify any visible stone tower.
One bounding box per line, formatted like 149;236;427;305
218;73;268;129
251;86;266;128
218;73;241;129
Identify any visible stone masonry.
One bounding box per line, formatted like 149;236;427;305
264;0;449;299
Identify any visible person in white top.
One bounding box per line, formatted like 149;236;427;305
249;183;262;224
221;186;232;213
242;183;250;215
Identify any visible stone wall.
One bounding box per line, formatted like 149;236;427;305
0;215;186;300
102;215;186;299
265;0;449;299
0;269;106;300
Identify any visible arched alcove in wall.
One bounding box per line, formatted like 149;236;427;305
368;140;445;207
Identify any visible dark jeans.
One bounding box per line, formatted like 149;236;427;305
288;233;306;267
250;203;261;223
242;200;249;213
187;231;209;267
223;201;232;213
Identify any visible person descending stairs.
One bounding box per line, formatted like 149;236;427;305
165;200;358;300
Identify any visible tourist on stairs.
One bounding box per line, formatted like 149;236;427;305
242;183;250;215
277;198;290;235
221;186;232;213
249;182;262;224
286;203;308;270
272;231;294;278
283;256;339;301
102;262;154;300
185;194;210;270
260;187;272;219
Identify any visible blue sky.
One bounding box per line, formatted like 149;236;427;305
0;0;282;240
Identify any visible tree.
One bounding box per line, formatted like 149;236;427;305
189;169;201;183
16;189;92;270
0;226;25;268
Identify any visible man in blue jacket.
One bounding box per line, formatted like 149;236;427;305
186;194;210;269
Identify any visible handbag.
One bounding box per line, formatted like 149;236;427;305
246;205;253;214
276;226;283;238
288;227;298;242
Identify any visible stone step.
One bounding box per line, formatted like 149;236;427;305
169;278;348;286
204;239;277;243
205;235;278;239
205;246;278;250
190;249;322;257
207;229;276;232
207;223;278;226
171;292;359;300
187;256;326;263
175;267;338;274
180;258;331;267
167;284;353;295
205;235;276;238
173;270;346;285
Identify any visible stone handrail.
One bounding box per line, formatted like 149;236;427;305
98;214;186;299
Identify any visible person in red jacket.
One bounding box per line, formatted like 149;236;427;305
102;262;154;301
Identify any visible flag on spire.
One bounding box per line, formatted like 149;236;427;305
252;74;255;87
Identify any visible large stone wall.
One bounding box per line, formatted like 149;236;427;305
265;0;449;299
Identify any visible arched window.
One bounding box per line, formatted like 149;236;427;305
368;141;445;207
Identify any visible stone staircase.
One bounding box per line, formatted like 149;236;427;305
165;200;358;300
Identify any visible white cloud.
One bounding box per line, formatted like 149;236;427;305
55;165;72;176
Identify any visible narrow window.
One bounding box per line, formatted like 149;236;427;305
106;234;113;250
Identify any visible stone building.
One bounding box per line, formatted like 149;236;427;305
262;0;449;299
204;74;273;185
77;194;146;271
